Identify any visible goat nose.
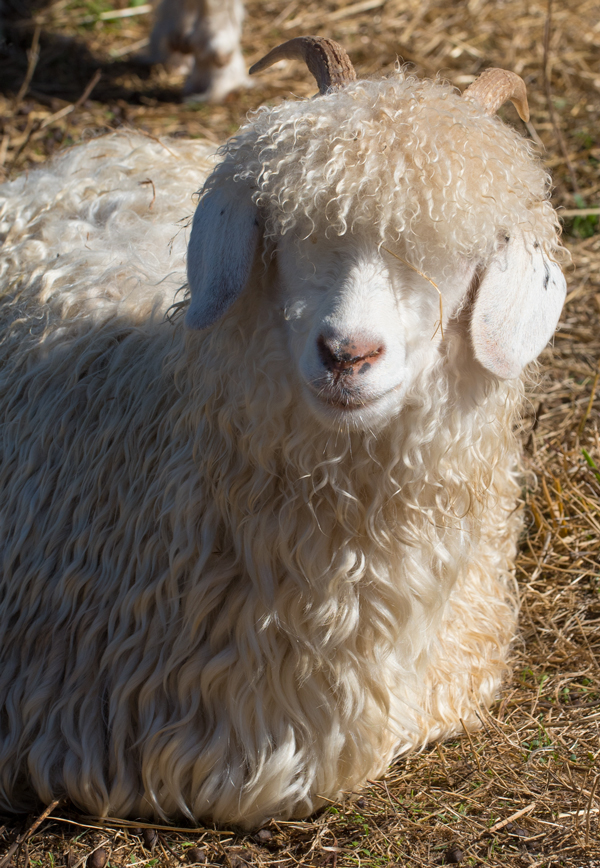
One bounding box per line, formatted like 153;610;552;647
317;334;385;374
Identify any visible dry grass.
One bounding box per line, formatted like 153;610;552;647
0;0;599;865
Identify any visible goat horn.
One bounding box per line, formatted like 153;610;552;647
463;68;530;122
249;36;356;95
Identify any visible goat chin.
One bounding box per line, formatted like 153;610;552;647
301;383;406;432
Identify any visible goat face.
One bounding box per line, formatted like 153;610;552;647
277;232;475;430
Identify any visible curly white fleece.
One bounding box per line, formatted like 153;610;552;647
0;66;560;829
214;73;560;267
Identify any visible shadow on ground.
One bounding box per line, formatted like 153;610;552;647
0;1;182;105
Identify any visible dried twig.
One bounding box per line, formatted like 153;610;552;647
543;0;579;196
13;22;41;111
140;178;157;209
585;775;600;847
486;803;537;836
0;799;62;868
381;246;444;339
39;68;101;130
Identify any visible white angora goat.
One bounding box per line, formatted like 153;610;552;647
145;0;248;100
0;38;566;828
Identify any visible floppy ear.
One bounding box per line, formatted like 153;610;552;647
470;230;566;379
185;181;261;330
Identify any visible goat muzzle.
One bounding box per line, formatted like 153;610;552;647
317;334;385;378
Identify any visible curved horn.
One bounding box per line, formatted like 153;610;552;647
463;68;530;122
249;36;356;95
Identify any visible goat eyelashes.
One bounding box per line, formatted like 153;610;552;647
0;37;566;827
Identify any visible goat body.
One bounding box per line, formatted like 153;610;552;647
0;63;565;827
145;0;249;100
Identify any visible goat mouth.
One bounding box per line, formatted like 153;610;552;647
319;398;371;413
305;382;378;412
319;394;369;411
303;377;405;419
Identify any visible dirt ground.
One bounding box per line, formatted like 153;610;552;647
0;0;599;866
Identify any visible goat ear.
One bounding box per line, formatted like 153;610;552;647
470;230;566;379
185;182;261;330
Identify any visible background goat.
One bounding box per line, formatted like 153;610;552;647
144;0;248;100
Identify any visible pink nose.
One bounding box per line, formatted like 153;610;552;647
317;334;385;375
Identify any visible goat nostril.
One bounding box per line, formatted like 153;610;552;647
317;335;385;373
317;336;338;371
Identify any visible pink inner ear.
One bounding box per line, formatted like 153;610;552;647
470;232;566;380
